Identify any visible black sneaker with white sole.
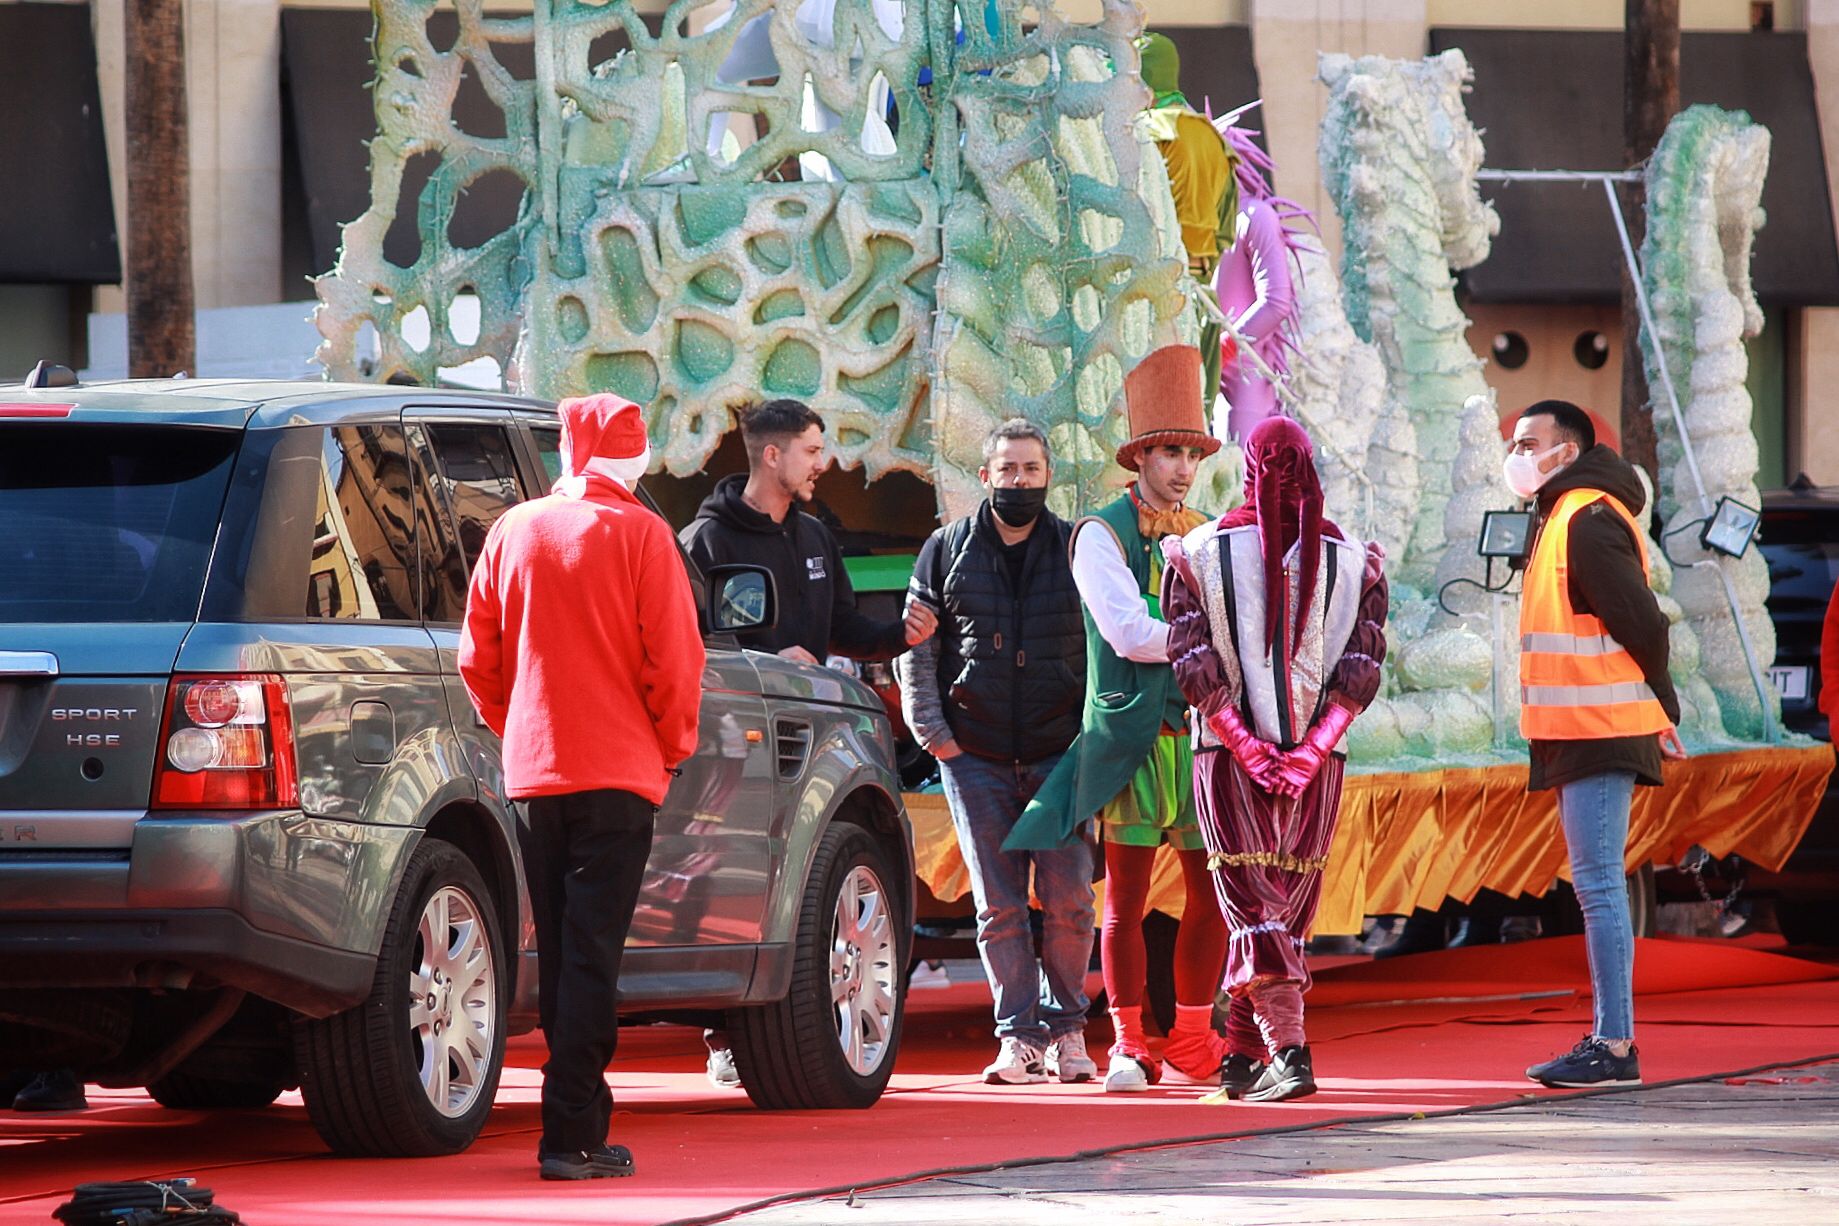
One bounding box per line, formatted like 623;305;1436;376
540;1143;637;1181
1243;1045;1316;1102
1217;1052;1266;1100
1526;1036;1642;1088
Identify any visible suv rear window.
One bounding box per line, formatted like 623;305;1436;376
0;424;239;623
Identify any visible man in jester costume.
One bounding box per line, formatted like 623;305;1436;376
1008;344;1234;1094
1162;415;1388;1102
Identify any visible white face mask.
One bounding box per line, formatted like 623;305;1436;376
1502;443;1572;500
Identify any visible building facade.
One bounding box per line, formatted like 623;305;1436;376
4;0;1836;484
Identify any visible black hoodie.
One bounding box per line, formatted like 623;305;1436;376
1526;444;1683;792
679;474;909;661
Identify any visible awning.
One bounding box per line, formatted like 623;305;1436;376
1430;28;1839;305
0;5;120;284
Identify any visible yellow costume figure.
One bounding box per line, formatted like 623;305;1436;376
1138;32;1237;404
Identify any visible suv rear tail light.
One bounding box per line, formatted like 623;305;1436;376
152;674;299;809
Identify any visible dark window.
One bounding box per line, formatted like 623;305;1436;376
413;422;526;622
529;424;563;488
307;426;418;621
0;424;238;623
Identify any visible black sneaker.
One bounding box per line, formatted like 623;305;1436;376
11;1069;86;1112
539;1143;636;1181
1217;1053;1266;1100
1243;1045;1316;1102
1526;1036;1641;1088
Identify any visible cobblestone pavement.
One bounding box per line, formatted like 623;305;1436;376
732;1061;1839;1225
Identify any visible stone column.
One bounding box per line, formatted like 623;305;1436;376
92;0;282;312
1248;0;1428;267
1799;0;1839;483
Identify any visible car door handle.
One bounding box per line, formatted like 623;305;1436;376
0;652;58;678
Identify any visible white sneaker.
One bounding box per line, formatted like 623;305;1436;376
706;1045;742;1089
982;1036;1048;1085
909;960;952;990
1104;1050;1152;1093
1046;1032;1098;1083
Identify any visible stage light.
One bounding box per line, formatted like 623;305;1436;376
1699;496;1760;559
1477;510;1534;562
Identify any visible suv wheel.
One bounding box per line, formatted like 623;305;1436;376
293;839;506;1155
1775;899;1839;947
730;822;907;1109
149;1066;291;1111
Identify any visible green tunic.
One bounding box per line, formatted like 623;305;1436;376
1004;495;1190;852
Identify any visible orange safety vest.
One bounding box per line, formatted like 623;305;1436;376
1519;488;1673;741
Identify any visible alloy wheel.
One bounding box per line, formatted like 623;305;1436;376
829;864;898;1077
408;884;498;1118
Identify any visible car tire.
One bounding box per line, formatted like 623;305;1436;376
1775;899;1839;947
729;822;908;1110
149;1067;290;1111
292;838;506;1156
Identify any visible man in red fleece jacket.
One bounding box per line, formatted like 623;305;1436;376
460;392;704;1182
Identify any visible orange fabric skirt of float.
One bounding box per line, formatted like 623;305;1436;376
906;744;1835;934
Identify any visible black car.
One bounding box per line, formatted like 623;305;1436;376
1756;479;1839;943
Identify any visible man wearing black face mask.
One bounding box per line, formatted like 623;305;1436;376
896;419;1094;1087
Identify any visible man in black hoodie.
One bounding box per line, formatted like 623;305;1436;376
681;399;935;665
1506;400;1687;1092
679;398;936;1089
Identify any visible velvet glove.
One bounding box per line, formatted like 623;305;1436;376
1270;700;1357;800
1207;704;1279;789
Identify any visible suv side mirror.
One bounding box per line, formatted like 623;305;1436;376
704;563;776;634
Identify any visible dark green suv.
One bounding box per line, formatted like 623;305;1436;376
0;377;913;1155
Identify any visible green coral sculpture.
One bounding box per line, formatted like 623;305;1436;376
315;0;1189;520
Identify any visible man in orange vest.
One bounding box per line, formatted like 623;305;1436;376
1507;400;1687;1090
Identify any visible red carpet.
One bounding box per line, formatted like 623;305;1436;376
3;937;1836;1226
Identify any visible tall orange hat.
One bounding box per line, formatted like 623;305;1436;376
1115;344;1221;471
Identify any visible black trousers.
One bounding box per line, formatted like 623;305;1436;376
518;788;655;1154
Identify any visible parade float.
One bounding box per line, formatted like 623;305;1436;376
316;0;1832;936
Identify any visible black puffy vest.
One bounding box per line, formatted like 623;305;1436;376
932;507;1087;763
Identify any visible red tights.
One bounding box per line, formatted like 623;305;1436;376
1100;842;1227;1015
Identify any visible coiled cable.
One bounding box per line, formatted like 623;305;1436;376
53;1178;241;1226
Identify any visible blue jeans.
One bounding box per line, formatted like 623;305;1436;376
937;751;1095;1044
1557;771;1638;1041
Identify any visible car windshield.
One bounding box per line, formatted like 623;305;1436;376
0;424;240;623
1762;508;1839;616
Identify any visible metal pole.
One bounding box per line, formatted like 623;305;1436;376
1475;168;1643;183
1491;589;1513;752
1601;177;1711;513
1601;178;1778;744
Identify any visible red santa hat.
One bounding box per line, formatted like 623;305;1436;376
555;393;651;495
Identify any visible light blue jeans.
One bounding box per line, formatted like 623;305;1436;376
1558;771;1638;1041
937;751;1095;1045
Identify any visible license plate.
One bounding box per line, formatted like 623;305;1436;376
1770;665;1810;702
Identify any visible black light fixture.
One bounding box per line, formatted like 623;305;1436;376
1700;496;1760;559
1478;509;1534;562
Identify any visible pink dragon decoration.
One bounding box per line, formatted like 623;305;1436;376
1209;107;1319;442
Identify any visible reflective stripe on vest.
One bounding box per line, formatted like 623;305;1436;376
1522;681;1660;707
1518;488;1672;741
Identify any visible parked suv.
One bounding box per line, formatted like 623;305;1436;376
0;377;913;1155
